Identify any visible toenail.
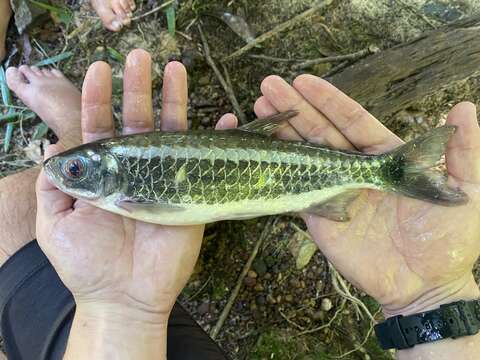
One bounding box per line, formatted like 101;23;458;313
111;20;122;30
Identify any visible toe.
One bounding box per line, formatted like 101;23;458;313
41;68;53;77
6;67;29;93
119;0;132;15
112;2;130;25
51;69;65;78
19;65;38;81
93;2;123;32
30;66;43;76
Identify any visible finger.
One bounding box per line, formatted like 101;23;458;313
122;49;153;134
293;74;403;153
446;102;480;183
36;144;74;219
215;113;238;129
81;62;115;143
161;61;188;132
253;95;303;141
260;75;353;149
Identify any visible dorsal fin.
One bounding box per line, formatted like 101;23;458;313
238;110;299;136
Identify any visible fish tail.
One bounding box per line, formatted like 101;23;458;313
381;125;468;205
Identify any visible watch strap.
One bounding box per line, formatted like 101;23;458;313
374;299;480;350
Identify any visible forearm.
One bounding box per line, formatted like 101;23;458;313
64;304;169;360
394;278;480;360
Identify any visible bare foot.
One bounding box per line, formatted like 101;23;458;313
91;0;135;32
6;66;82;148
0;0;12;61
0;66;82;267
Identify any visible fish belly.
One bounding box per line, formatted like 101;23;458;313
93;184;370;225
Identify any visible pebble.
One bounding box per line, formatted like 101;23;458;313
247;270;258;279
289;278;301;288
312;310;324;321
253;259;268;276
256;295;266;305
201;117;211;126
263;272;272;280
321;298;333;312
267;294;277;304
254;283;264;292
285;294;294;302
197;301;210;315
198;75;210;86
244;277;256;287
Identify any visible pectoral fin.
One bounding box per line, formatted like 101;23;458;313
305;190;361;222
238;110;298;136
116;199;185;213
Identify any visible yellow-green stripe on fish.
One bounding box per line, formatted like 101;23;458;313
43;112;468;225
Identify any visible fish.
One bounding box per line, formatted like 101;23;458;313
43;111;468;225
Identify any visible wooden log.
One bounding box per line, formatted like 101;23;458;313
326;16;480;119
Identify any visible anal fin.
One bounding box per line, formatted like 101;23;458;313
305;190;361;222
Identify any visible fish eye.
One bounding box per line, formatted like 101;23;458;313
64;159;85;179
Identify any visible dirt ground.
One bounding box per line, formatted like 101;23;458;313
1;0;480;359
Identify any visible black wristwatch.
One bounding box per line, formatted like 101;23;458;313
374;299;480;350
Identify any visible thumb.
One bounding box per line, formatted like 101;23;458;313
446;102;480;184
36;144;74;225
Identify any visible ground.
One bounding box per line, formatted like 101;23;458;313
1;0;480;359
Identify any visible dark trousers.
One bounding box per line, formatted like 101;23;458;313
0;241;227;360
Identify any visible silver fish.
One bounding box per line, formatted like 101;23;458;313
43;112;467;225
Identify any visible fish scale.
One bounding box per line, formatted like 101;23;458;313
109;131;382;206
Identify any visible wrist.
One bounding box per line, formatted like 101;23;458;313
64;303;170;360
382;276;480;318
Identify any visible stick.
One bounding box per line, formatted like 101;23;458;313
210;217;276;339
131;0;174;21
223;0;336;62
197;25;247;125
249;54;302;62
293;45;379;70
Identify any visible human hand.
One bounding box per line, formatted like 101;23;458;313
35;49;238;358
254;74;480;316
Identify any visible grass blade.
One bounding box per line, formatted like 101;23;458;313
165;5;176;36
0;66;14;152
0;111;35;122
34;51;73;67
107;47;125;63
3;123;13;152
30;0;73;25
32;122;49;140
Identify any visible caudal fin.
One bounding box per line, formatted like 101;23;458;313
382;126;468;206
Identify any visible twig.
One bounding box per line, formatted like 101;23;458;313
396;0;438;29
249;54;303;62
296;298;346;336
197;24;247;125
331;308;382;359
293;45;379;70
321;60;349;78
224;0;336;62
185;275;212;302
131;0;174;21
279;309;306;331
329;263;377;324
210;217;276;339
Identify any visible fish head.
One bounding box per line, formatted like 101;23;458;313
43;144;122;201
